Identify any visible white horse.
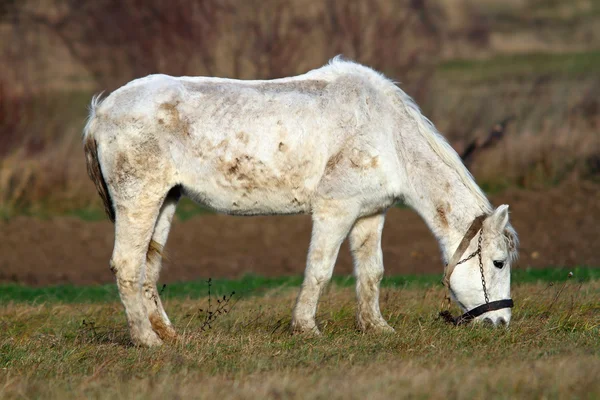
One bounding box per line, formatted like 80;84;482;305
84;57;518;346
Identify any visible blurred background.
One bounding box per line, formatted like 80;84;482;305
0;0;598;285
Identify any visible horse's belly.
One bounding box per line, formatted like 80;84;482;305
196;189;311;216
180;153;321;215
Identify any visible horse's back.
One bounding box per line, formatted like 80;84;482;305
90;65;398;216
170;78;334;215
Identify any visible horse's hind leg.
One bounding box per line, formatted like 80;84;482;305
291;203;357;334
348;213;394;333
142;189;180;342
111;196;164;347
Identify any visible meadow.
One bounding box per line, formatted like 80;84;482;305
1;268;599;399
1;1;599;398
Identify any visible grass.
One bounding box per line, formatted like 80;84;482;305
1;266;599;305
1;269;599;399
173;197;213;221
8;199;411;222
56;197;213;222
437;51;600;83
0;192;212;223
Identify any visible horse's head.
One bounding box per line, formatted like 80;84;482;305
446;205;518;327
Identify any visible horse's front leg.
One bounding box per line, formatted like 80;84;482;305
349;213;394;333
291;205;356;335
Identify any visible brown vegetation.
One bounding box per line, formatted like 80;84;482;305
0;0;598;215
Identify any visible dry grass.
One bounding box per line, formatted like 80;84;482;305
0;136;92;215
1;280;599;399
471;125;600;189
429;68;600;190
0;89;96;217
0;1;599;216
1;64;598;217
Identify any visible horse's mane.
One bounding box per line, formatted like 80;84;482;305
319;56;493;215
384;73;520;261
385;67;520;261
393;87;493;214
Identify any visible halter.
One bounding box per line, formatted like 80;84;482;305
439;214;514;326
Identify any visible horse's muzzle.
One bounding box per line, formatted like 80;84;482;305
440;299;514;326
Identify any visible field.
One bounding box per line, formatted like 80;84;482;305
1;1;599;398
0;179;598;286
2;165;598;399
1;269;599;399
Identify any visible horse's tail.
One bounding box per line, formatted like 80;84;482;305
83;94;115;223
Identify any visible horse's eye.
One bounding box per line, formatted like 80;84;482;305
493;260;505;269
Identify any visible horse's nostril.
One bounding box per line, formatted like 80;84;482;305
498;317;507;327
483;317;494;326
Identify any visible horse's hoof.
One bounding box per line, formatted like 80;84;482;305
375;324;396;334
358;320;395;334
132;330;163;347
290;320;321;336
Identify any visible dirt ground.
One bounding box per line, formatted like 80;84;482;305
0;181;598;286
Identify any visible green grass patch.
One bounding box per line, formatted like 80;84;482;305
2;197;215;222
1;266;596;305
1;204;109;222
3;197;214;222
64;206;109;221
437;51;600;82
3;199;409;222
174;197;213;221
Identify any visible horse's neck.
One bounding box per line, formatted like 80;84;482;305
401;157;489;264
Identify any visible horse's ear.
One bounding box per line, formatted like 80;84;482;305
490;204;510;232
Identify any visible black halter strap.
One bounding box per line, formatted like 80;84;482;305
441;299;514;326
440;215;514;325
